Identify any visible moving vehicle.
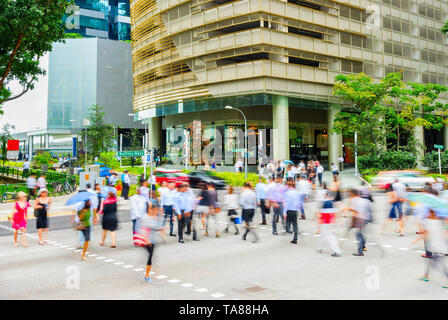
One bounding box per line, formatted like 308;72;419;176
187;171;226;190
154;168;189;187
370;170;442;191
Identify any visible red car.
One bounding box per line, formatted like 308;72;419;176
154;168;189;187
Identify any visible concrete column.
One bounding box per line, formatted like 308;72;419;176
414;125;425;163
327;104;343;167
272;95;290;161
148;117;162;150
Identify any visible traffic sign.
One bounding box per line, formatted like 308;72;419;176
118;150;144;157
147;154;151;162
434;144;444;149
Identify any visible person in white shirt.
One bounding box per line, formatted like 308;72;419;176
23;160;30;176
239;182;258;243
121;170;131;200
37;174;47;189
223;186;240;235
130;187;147;234
161;182;177;237
338;156;344;172
296;174;311;219
26;174;37;201
267;161;276;180
316;163;324;188
331;163;339;176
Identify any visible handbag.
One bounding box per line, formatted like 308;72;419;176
74;221;86;231
33;209;39;218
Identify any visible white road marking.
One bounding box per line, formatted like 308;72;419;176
114;262;124;265
133;268;144;272
398;248;409;251
168;279;180;283
96;256;105;260
195;288;208;293
156;275;168;279
60;245;68;248
366;242;376;245
382;245;392;248
88;254;97;257
73;249;81;253
123;265;134;268
301;233;309;236
181;283;194;287
211;293;225;298
339;238;348;241
105;259;114;263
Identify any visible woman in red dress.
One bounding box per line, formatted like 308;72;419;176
9;191;30;247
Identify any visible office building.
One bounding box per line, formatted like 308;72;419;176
130;0;448;166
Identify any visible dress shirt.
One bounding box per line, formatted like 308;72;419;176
266;182;285;203
239;189;257;209
255;182;267;201
174;191;194;214
162;189;177;206
283;188;302;214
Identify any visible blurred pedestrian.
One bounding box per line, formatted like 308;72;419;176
331;162;339;177
9;191;30;247
316;188;341;257
130;187;147;235
161;182;177;237
26;173;37;201
196;182;209;230
99;191;118;248
121;170;130;200
139;199;165;283
223;186;240;235
267;176;287;235
255;177;268;225
283;180;300;244
419;209;448;288
37;174;47;191
205;183;220;238
72;199;92;261
239;182;258;243
343;189;370;256
34;188;52;245
381;183;403;235
316;163;324;188
296;174;311;220
174;183;195;243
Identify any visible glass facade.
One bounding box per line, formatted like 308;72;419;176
64;0;131;40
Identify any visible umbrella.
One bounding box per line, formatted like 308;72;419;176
283;160;294;165
66;191;94;206
408;193;448;218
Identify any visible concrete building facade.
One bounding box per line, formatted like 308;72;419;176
130;0;448;166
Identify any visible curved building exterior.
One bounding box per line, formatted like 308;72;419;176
130;0;448;166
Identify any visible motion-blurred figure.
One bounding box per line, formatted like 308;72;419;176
239;182;259;243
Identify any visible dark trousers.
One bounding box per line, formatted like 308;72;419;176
272;204;286;233
259;199;267;224
145;244;155;266
286;210;298;241
27;188;35;201
356;226;366;254
178;211;195;240
318;173;323;186
122;183;130;199
163;205;174;234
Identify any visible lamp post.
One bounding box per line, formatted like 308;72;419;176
69;119;76;172
225;105;247;180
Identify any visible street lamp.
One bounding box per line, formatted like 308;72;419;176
225;105;247;179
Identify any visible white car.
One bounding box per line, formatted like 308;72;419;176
371;170;442;191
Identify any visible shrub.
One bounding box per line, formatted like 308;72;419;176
211;172;264;186
358;151;416;171
423;150;448;172
98;151;120;169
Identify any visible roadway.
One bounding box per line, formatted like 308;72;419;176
1;191;446;300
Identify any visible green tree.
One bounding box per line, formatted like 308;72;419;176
0;123;15;164
0;0;71;105
86;105;116;160
331;72;403;155
65;33;83;39
33;151;52;170
125;128;143;167
442;20;448;34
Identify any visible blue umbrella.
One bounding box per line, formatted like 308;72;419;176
283;160;294;164
408;193;448;218
66;191;94;206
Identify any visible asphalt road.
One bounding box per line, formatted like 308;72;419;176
1;191;447;300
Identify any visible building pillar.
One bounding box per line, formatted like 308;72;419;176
148;117;162;150
327;104;343;167
414;125;425;163
272;95;289;161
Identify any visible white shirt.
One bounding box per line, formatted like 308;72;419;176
392;182;407;199
296;179;311;195
331;164;338;172
122;174;130;184
350;196;370;221
161;189;177;206
338;157;344;163
130;194;147;220
37;177;46;188
316;165;324;174
223;193;239;211
26;176;36;189
424;218;448;254
23;161;30;169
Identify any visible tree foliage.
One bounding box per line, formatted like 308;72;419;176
125;128;143;167
0;123;15;163
0;0;71;105
86;105;116;159
332;73;448;157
